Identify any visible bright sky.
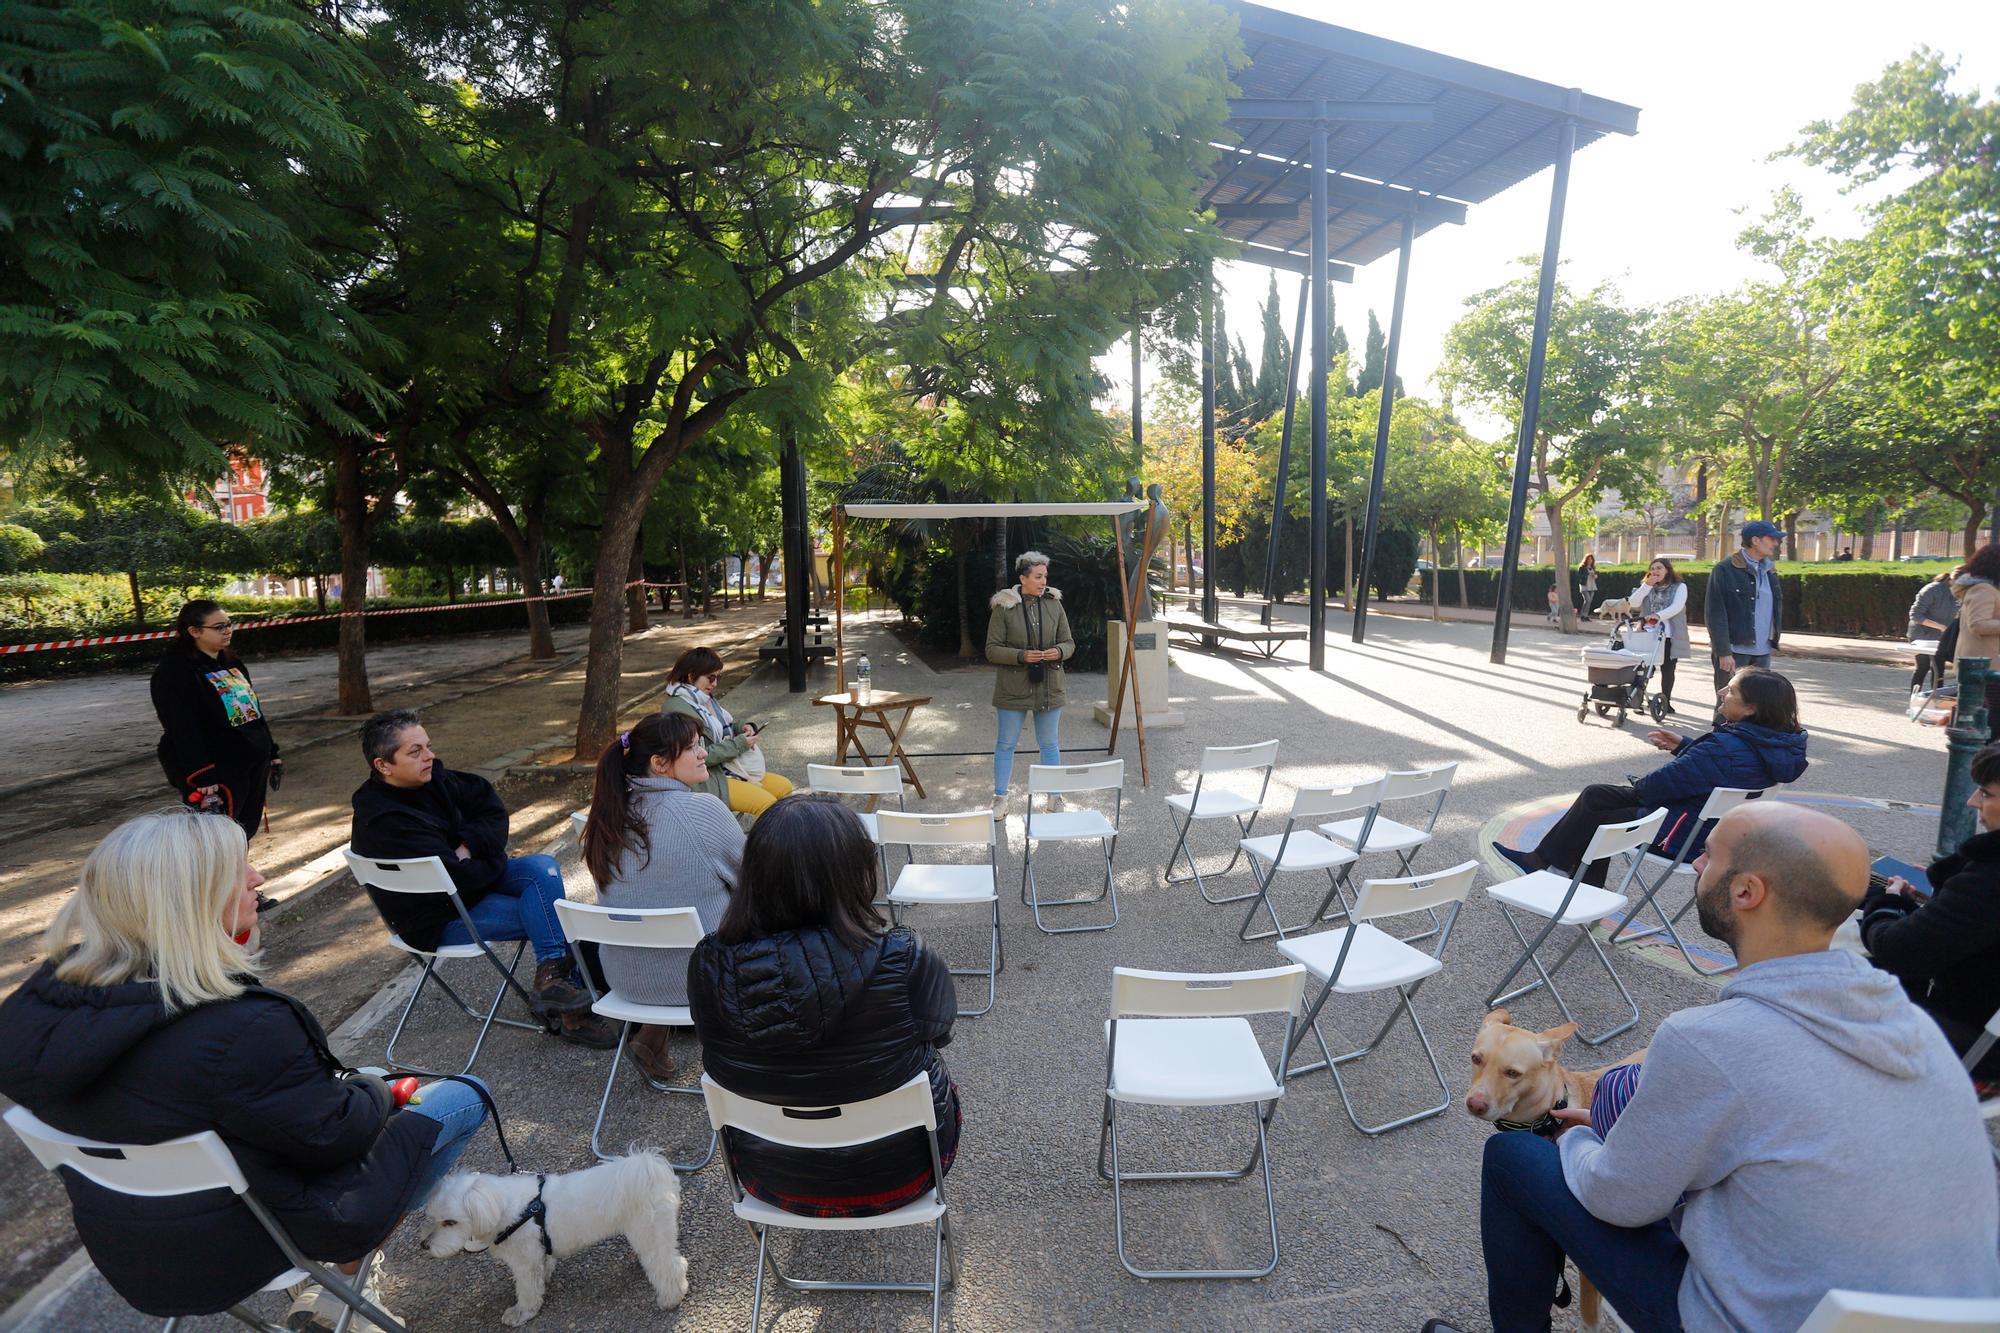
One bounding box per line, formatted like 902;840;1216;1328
1104;0;2000;438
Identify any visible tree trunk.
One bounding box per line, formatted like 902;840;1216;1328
1693;463;1709;563
126;569;145;625
1429;522;1441;621
627;524;649;631
1783;511;1799;562
1546;498;1577;635
1859;506;1879;560
1184;518;1195;593
1342;514;1354;611
1454;527;1469;608
1714;503;1731;561
757;547;776;599
518;520;556;659
331;434;375;715
994;518;1008;592
313;574;327;614
574;497;644;760
1963;503;1984;558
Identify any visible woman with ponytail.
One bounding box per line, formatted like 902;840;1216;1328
582;712;745;1083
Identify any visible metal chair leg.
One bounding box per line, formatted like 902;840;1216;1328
1487;905;1640;1046
1238;862;1334;942
586;1022;722;1173
1105;1099;1281;1279
1165;811;1259;903
1022;835;1119;934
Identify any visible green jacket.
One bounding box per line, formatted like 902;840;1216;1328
986;586;1075;712
658;687;748;801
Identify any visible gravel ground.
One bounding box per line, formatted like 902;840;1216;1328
10;609;1960;1333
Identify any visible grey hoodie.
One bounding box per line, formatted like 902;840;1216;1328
1559;949;2000;1332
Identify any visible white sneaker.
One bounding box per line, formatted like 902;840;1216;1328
286;1263;400;1332
991;792;1008;819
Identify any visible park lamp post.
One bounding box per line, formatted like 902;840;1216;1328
1938;656;1990;858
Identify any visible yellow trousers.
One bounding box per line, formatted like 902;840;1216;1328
726;771;794;819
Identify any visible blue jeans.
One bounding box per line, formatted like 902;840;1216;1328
1481;1132;1687;1333
402;1076;491;1209
436;855;569;965
994;707;1061;795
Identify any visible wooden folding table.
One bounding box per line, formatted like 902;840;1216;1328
813;689;931;798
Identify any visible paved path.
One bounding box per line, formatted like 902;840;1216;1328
9;609;1962;1332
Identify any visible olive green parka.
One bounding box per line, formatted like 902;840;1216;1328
986;585;1075;712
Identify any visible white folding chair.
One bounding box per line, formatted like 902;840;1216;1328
553;900;718;1172
805;762;907;890
5;1105;405;1333
880;811;1002;1017
1276;861;1478;1135
1098;965;1307;1280
1021;760;1123;934
1797;1288;2000;1331
1484;808;1665;1047
1163;740;1280;904
342;848;543;1075
1236;777;1380;942
701;1072;959;1333
1605;786;1762;974
1319;761;1457;941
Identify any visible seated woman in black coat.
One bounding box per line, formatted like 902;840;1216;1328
689;797;961;1217
1863;743;2000;1079
0;809;489;1329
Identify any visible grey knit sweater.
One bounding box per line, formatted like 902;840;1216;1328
596;777;744;1006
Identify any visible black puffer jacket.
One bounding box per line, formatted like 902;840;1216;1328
689;925;955;1200
1861;829;2000;1075
0;963;436;1316
350;765;511;949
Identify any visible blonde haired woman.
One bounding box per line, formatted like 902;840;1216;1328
0;810;487;1328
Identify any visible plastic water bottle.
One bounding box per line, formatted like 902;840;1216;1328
856;655;872;702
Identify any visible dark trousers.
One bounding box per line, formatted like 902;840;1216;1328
1481;1133;1688;1333
1531;784;1645;887
1912;653;1936;692
1657;658;1677;709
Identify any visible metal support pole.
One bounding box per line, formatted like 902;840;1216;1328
1491;92;1581;665
1200;258;1219;629
1940;656;1990;858
1307;102;1330;671
1353;213;1415;644
1264;276;1309;602
780;430;809;692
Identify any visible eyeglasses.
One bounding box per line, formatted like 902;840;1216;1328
200;620;234;631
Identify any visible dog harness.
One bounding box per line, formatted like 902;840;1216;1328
1494;1092;1567;1138
493;1174;554;1256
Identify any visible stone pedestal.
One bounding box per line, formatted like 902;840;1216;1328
1093;619;1186;730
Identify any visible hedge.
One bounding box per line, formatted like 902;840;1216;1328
1416;564;1933;639
0;593;595;679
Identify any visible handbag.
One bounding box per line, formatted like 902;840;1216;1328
723;726;767;783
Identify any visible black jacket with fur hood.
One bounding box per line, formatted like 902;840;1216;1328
688;924;955;1201
0;963;436;1316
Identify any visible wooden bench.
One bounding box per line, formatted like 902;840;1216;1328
759;616;834;664
1154;588;1282;628
1162;613;1309;659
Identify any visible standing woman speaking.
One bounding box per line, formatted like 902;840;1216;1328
985;551;1074;816
152;599;279;844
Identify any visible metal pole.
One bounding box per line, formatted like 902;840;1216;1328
1490;93;1580;665
780;430;809;692
832;506;846;692
1353;212;1415;644
1200;258;1218;630
1264;275;1309;602
1308;102;1330;671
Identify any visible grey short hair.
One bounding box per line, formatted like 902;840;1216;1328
1015;550;1050;577
361;708;422;768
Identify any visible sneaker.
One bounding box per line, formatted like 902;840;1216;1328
557;1010;620;1049
991;792;1008;819
1492;843;1541;876
286;1264;400;1332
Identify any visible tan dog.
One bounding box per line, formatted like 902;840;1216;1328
1466;1009;1647;1332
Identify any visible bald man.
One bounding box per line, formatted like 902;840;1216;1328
1457;804;2000;1333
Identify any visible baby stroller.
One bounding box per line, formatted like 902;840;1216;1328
1577;614;1667;727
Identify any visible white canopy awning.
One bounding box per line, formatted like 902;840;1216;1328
841;501;1144;519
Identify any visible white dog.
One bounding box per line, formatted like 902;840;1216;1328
421;1150;688;1325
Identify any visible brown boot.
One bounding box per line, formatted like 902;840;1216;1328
557;1010;620;1049
625;1024;677;1086
530;960;590;1015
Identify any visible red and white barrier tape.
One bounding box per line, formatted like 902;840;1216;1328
0;582;689;656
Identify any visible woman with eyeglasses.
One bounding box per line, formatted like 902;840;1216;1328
151;599;279;843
